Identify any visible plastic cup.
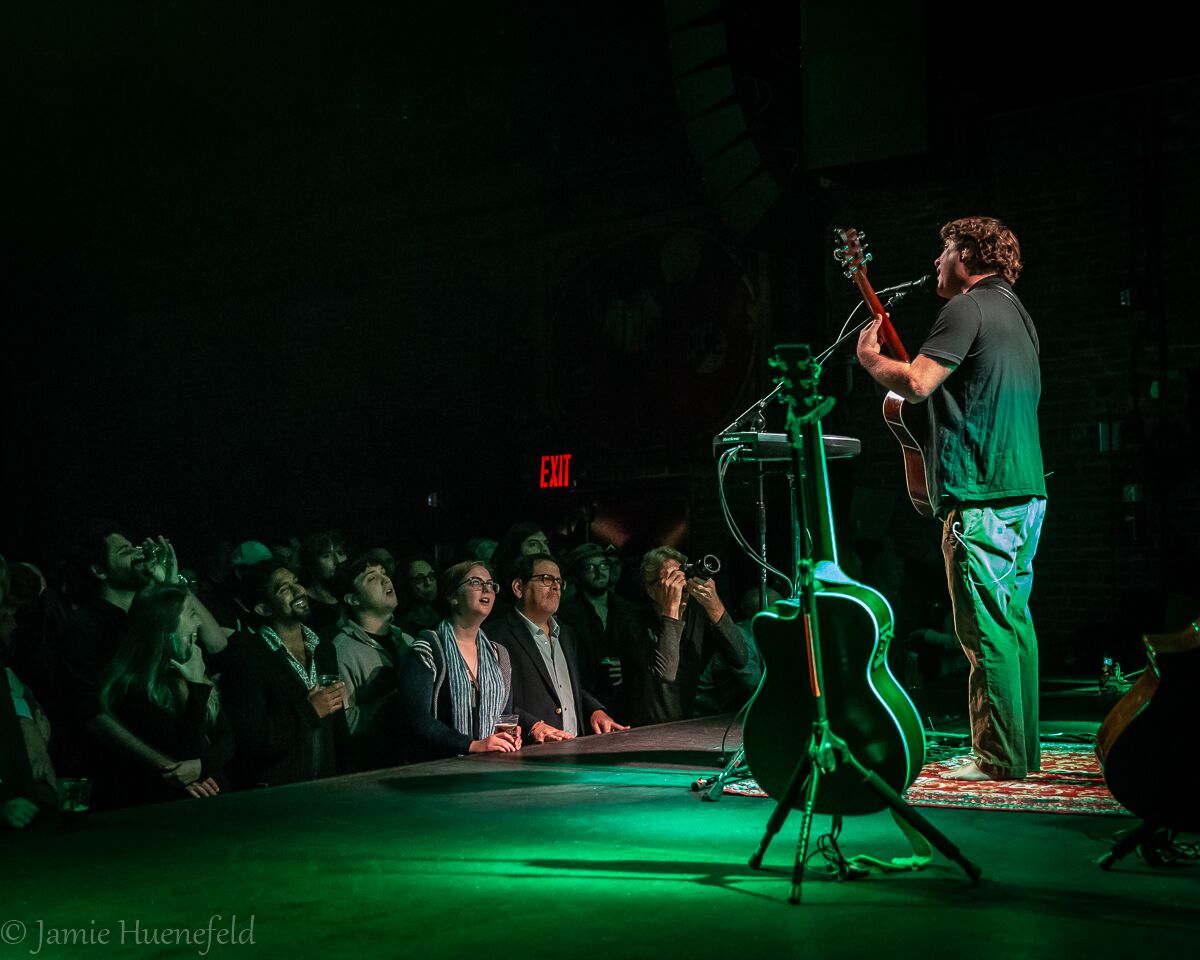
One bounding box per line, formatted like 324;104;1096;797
57;778;92;828
494;713;519;737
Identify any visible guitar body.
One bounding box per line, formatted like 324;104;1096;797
881;392;934;518
744;576;924;815
1096;626;1200;830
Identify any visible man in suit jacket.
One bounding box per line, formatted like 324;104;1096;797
489;553;627;743
221;560;348;788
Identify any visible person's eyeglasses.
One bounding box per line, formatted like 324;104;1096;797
581;563;607;573
459;577;500;593
526;574;564;589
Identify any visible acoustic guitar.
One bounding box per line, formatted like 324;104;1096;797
1095;622;1200;831
833;227;934;518
742;344;925;815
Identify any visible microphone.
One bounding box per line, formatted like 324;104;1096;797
880;274;933;295
883;274;934;309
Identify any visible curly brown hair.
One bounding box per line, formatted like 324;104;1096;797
940;217;1022;284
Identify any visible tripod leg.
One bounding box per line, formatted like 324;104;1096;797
701;746;746;802
857;766;982;882
789;764;823;905
1096;821;1157;870
691;746;744;792
748;756;812;870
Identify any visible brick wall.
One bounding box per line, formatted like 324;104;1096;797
795;80;1200;667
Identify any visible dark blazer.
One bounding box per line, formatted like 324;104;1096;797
623;601;747;727
220;630;346;789
106;682;236;807
556;590;640;717
487;608;605;736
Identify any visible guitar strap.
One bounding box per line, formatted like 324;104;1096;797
977;283;1039;355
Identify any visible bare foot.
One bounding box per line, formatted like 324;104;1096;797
942;760;1019;781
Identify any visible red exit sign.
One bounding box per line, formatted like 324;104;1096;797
539;453;573;489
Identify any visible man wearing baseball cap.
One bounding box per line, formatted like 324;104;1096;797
556;543;639;718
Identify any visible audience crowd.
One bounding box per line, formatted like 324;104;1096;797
1;519;767;829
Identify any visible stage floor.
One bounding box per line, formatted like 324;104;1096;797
5;708;1198;960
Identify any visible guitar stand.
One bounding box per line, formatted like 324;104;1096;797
747;717;982;904
741;343;981;903
692;745;750;801
1096;821;1168;870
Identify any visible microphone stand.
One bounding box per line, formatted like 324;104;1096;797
717;274;926;437
698;380;780;802
715;377;783;609
717;381;782;437
814;280;929;367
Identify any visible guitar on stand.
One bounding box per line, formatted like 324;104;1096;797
693;432;862;802
833;227;934;518
1095;620;1200;868
741;343;979;904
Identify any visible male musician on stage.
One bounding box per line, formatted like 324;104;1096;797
856;217;1046;781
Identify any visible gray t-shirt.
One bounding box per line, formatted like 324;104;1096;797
918;276;1047;513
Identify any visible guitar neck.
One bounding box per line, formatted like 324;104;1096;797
773;343;847;569
788;408;840;568
852;272;910;363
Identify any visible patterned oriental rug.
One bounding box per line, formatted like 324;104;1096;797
724;743;1130;816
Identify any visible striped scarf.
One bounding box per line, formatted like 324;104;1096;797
436;619;506;740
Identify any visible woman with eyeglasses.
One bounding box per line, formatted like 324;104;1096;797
398;561;521;761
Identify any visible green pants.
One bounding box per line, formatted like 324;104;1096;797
941;498;1046;778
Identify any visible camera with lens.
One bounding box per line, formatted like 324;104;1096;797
682;554;721;582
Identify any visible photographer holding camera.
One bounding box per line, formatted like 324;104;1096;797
625;547;748;726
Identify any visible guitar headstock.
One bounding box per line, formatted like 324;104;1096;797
769;344;834;426
833;227;872;279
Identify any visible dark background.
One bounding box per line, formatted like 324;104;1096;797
6;2;1200;668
